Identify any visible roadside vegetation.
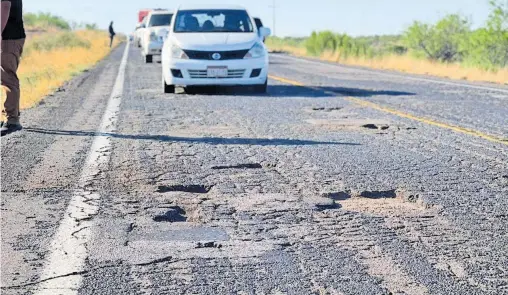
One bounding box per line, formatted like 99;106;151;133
1;12;122;111
266;0;508;84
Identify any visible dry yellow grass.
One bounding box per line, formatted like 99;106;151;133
1;30;121;116
269;45;508;85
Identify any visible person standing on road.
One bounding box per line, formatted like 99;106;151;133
109;21;115;48
1;0;25;136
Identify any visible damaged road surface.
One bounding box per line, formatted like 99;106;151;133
1;44;508;295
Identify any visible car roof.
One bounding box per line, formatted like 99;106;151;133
177;4;247;11
149;10;174;15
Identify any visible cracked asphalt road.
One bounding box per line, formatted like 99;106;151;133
1;43;507;295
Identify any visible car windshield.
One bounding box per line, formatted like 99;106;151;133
174;9;254;33
149;14;173;27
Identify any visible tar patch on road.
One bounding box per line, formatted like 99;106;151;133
211;163;263;170
157;184;213;194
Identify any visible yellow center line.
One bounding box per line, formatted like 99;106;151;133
268;75;508;146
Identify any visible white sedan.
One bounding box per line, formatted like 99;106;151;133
140;10;174;63
161;4;271;93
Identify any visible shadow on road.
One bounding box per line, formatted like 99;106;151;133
319;86;416;97
25;128;361;146
181;85;415;98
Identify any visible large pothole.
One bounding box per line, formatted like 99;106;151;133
322;189;427;215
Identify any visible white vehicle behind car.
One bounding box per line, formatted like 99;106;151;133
134;17;147;48
161;5;271;94
140;10;174;63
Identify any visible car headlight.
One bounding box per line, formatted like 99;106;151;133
171;45;189;59
244;42;265;59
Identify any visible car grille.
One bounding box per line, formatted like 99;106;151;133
188;69;246;79
184;50;249;60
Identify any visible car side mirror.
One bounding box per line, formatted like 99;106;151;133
259;27;271;37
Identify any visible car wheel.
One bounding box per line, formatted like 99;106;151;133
145;55;153;63
162;77;175;94
253;80;268;94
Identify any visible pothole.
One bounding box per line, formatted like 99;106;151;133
153;206;187;222
305;197;340;211
322;189;429;215
196;241;222;249
157;185;213;194
312;107;343;112
322;191;352;201
362;124;390;130
306;119;392;131
359;189;397;199
323;190;398;200
211;163;263;170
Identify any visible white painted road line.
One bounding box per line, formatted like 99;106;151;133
273;54;508;94
34;43;130;295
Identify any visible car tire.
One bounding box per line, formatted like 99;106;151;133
162;77;175;94
145;55;153;63
184;86;198;95
253;80;268;94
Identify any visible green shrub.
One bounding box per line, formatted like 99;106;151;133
404;15;471;62
24;12;71;30
403;0;508;69
268;0;507;70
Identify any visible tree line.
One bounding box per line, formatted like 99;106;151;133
272;0;507;71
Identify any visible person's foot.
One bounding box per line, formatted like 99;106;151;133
1;122;23;136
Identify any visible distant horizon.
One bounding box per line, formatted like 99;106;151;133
24;0;494;37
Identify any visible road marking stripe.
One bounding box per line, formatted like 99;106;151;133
272;54;508;94
34;43;130;295
269;75;508;146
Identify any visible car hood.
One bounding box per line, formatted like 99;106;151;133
149;26;170;34
171;33;258;51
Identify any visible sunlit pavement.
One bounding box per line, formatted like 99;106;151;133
2;43;508;295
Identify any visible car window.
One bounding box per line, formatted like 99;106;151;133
174;9;254;33
149;14;173;27
254;18;263;30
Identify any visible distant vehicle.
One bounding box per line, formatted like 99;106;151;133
140;10;174;63
161;4;271;94
253;17;266;42
134;9;151;48
138;9;151;23
134;16;148;48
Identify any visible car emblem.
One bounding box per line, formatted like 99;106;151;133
212;53;221;60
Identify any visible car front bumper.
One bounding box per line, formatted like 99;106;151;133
144;41;163;56
164;57;268;86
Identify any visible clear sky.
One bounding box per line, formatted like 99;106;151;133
24;0;493;37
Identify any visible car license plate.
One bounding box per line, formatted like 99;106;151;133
207;67;228;78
